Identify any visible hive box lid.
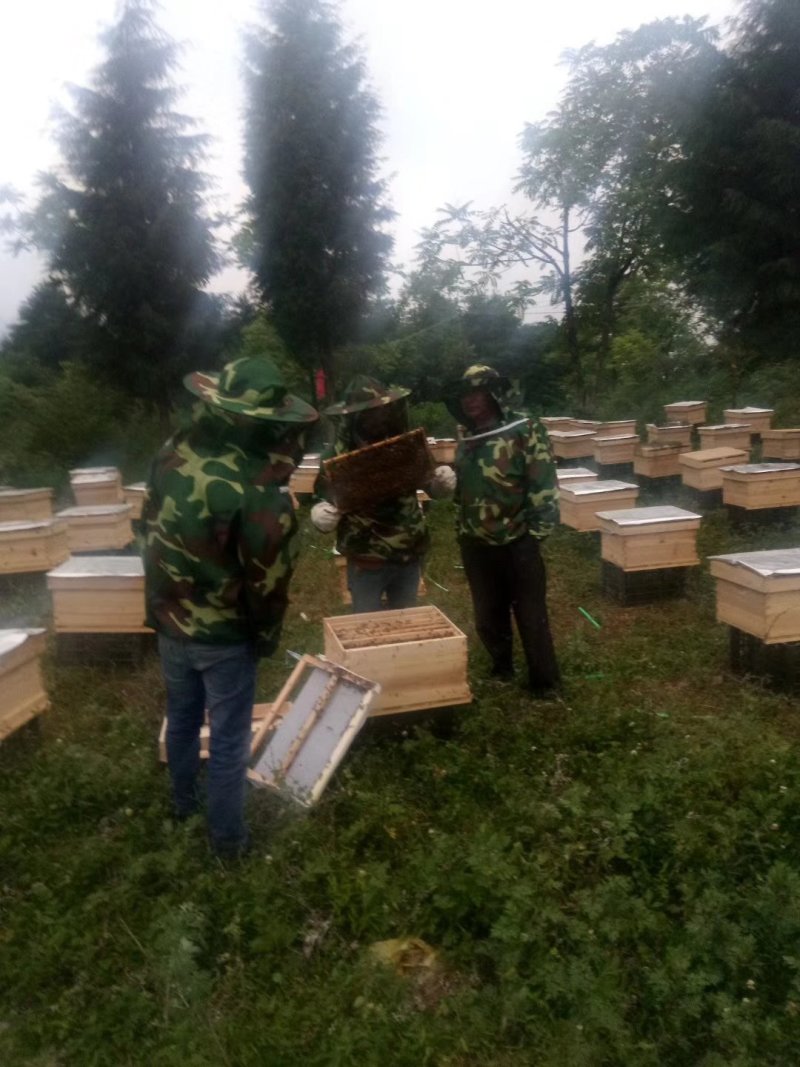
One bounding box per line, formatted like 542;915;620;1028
557;467;597;481
679;447;748;468
596;505;701;527
123;481;147;492
56;504;132;518
665;400;705;409
0;627;46;659
560;480;638;497
47;555;144;579
595;434;638;443
718;463;800;475
548;430;597;439
648;422;691;430
724;406;773;415
0;487;53;499
71;472;119;485
708;548;800;578
0;519;63;533
69;466;119;477
699;423;749;431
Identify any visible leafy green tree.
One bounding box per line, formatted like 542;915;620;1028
242;0;394;387
22;0;218;408
0;281;89;378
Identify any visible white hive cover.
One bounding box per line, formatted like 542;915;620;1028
652;422;691;430
0;627;46;658
667;401;705;408
0;519;57;533
595;434;638;443
557;467;596;480
708;548;800;577
548;430;596;439
702;424;749;431
718;463;800;475
69;466;118;477
596;505;701;526
47;555;143;579
727;407;773;414
564;480;638;496
0;487;51;499
71;472;118;485
123;482;147;492
56;505;131;518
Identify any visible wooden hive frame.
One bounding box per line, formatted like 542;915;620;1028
547;430;597;460
597;506;702;572
1;629;49;742
248;654;380;806
323;605;471;716
558;480;640;532
664;401;708;426
723;407;774;437
592;434;638;465
47;555;150;633
323;429;433;513
678;447;750;491
0;487;54;523
70;468;123;508
0;520;70;575
594;420;637;438
647;423;694;448
720;463;800;510
709;550;800;644
55;504;133;552
761;430;800;461
633;444;689;479
697;424;752;452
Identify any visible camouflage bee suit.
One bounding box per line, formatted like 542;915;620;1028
446;364;560;693
143;404;301;654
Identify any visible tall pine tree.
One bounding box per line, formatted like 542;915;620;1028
242;0;394;386
27;0;218;406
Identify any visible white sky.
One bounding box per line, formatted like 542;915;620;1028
0;0;739;333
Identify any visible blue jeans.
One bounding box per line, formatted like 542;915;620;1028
158;634;257;855
347;559;421;613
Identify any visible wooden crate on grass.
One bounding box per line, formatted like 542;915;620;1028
709;549;800;644
323;429;433;513
679;447;749;491
761;430;800;461
70;467;123;507
159;702;274;763
55;504;133;552
723;407;773;437
1;628;49;742
547;430;597;461
47;555;149;632
595;420;637;438
697;424;752;452
323;605;471;716
647;423;693;448
558;480;639;532
556;466;598;485
428;438;457;465
664;401;707;426
288;453;321;496
720;463;800;510
634;443;689;479
597;505;702;572
122;482;147;520
0;520;69;575
593;434;638;466
0;487;53;523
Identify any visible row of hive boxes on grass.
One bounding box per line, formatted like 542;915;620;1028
597;506;702;572
0;629;49;742
710;549;800;645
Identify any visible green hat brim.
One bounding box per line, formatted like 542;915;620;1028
323;385;411;417
184;371;319;424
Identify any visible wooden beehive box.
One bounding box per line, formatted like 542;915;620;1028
159;702;274;762
0;628;49;742
571;419;602;432
761;430;800;461
556;466;598;485
547;430;597;460
122;482;147;520
70;467;123;507
647;423;693;448
558;480;639;532
47;555;150;633
723;407;774;437
540;417;577;432
593;434;638;465
709;549;800;644
720;463;800;510
324;429;433;512
595;420;637;438
55;504;133;552
697;424;752;452
428;438;457;465
323;605;471;716
0;520;69;575
597;505;702;572
664;401;708;426
288;453;321;496
633;443;689;479
679;447;749;490
0;487;53;523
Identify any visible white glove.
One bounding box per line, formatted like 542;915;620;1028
427;464;457;499
310;501;342;533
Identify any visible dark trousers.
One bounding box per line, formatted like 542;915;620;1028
459;534;560;691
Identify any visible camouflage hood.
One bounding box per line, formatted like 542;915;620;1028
444;364;512;429
185;355;318;424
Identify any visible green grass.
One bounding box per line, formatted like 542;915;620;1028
3;502;800;1065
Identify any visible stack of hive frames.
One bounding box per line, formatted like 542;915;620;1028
0;520;69;575
323;429;433;513
558;480;639;532
0;487;53;523
0;629;49;742
54;504;133;553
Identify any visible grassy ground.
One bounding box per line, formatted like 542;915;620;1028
2;499;800;1065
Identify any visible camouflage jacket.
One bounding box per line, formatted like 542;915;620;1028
143;405;301;652
453;410;559;545
314;425;429;565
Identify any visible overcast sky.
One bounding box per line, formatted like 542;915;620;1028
0;0;739;333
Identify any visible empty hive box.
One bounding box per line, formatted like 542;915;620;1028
720;463;800;510
647;423;694;448
323;605;471;716
723;407;774;437
709;549;800;644
55;504;133;552
70;467;122;507
556;466;598;485
548;430;597;461
593;435;638;466
761;430;800;461
597;505;702;572
122;482;147;520
679;447;749;491
428;438;457;465
323;429;433;513
595;420;637;438
47;555;149;632
634;444;689;479
288;453;322;496
0;487;53;523
697;424;752;452
664;401;708;426
0;520;69;575
0;628;49;742
558;480;639;532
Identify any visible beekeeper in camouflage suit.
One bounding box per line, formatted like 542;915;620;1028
311;375;455;612
445;364;561;695
143;356;318;858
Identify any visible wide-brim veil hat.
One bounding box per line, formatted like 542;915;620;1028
184;356;318;424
